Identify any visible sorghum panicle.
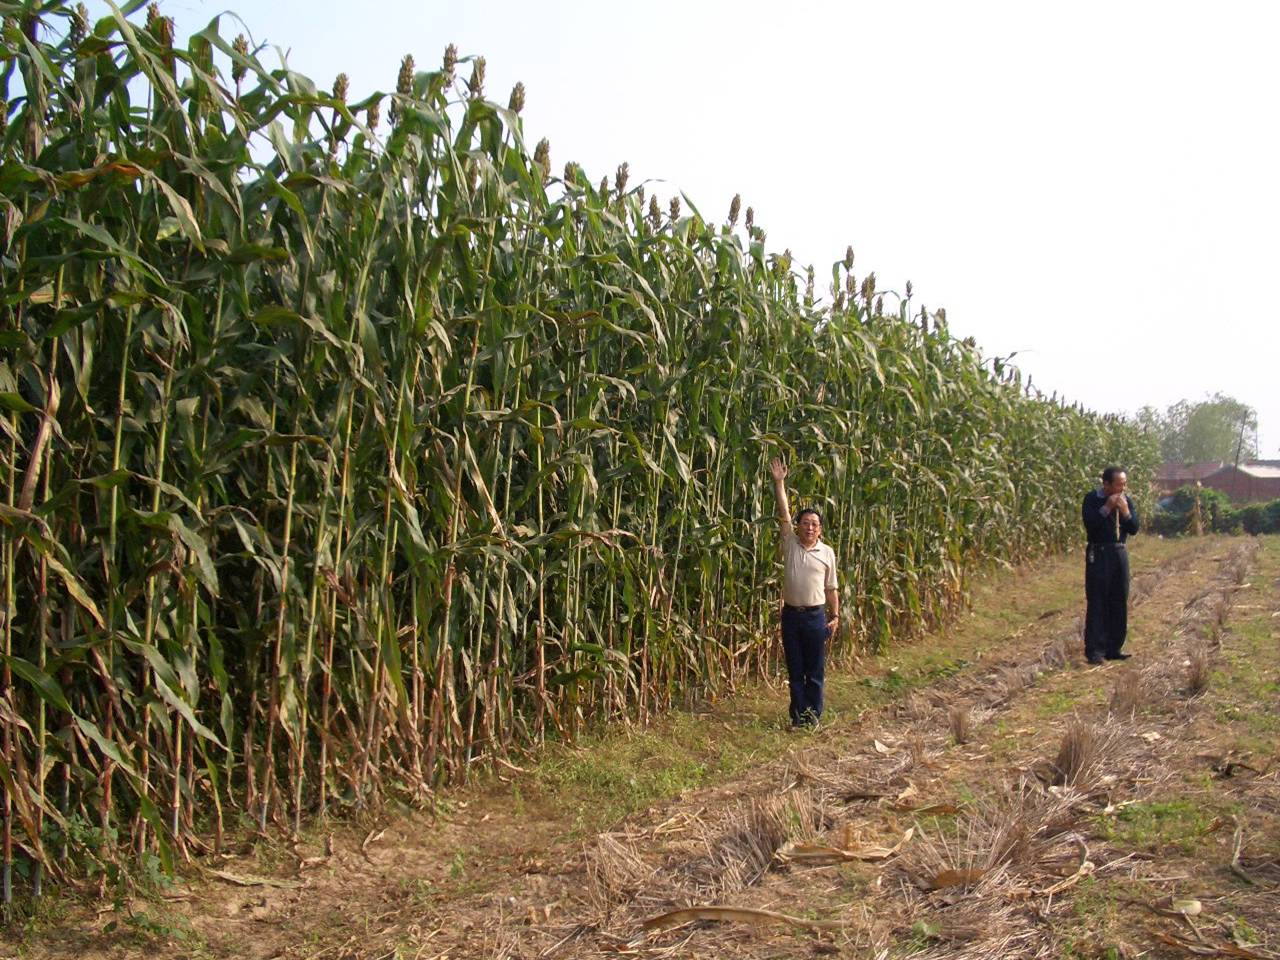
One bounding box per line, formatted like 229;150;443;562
442;43;458;86
232;34;249;86
533;138;550;183
468;56;485;99
70;3;88;47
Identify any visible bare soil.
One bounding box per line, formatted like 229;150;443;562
6;534;1278;960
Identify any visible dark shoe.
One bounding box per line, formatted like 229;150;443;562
793;710;820;731
1104;653;1131;661
1086;656;1105;665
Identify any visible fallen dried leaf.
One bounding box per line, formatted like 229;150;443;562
1149;929;1272;958
205;869;301;889
926;868;986;890
778;828;914;865
889;802;961;815
841;790;892;803
1172;899;1202;917
642;905;847;933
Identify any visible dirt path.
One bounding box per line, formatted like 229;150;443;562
9;535;1278;960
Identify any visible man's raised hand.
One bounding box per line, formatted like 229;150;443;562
769;457;787;483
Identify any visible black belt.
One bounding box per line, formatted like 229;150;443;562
783;603;824;612
1087;542;1126;549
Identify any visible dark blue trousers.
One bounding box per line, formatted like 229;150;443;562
1084;543;1129;659
781;605;827;725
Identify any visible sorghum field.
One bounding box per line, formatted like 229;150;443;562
1;0;1161;927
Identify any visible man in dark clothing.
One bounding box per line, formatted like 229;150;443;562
1082;466;1140;664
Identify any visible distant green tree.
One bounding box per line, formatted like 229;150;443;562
1139;393;1257;463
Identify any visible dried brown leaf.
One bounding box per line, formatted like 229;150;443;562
642;905;847;933
926;867;986;890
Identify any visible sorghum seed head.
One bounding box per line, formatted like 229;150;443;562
333;73;349;102
396;54;415;96
468;56;486;99
728;193;741;226
875;295;884;315
648;195;661;230
668;196;680;221
533;138;550;183
366;100;380;130
936;306;947;325
146;5;172;47
744;206;754;231
844;245;854;270
148;8;173;47
905;279;913;297
442;44;458;85
845;273;855;295
614;162;629;196
834;291;845;311
508;81;525;114
563;160;578;183
599;176;609;200
70;3;88;47
232;34;249;84
636;185;645;206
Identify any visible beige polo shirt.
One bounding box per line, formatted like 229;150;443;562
780;525;838;607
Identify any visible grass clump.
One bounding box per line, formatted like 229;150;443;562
1186;648;1212;696
1051;718;1101;788
948;705;972;745
1108;669;1142;719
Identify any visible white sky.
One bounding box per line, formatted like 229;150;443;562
115;0;1280;455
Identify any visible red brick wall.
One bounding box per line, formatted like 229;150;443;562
1203;469;1280;503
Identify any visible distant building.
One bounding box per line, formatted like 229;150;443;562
1158;460;1280;503
1203;462;1280;503
1155;461;1224;497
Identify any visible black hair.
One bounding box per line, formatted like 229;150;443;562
794;508;822;526
1101;465;1125;484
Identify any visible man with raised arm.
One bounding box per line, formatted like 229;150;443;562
768;458;840;728
1082;465;1140;665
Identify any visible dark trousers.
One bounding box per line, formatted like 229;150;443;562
781;605;827;725
1084;544;1129;659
